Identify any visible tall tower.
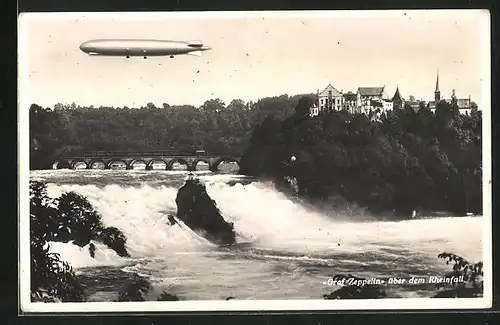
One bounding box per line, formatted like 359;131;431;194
434;69;441;102
392;86;404;110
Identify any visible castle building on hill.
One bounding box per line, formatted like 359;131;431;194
318;84;343;112
310;84;394;117
309;83;343;117
308;70;477;118
310;84;395;118
356;86;393;117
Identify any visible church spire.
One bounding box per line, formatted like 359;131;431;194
434;69;441;102
435;69;440;92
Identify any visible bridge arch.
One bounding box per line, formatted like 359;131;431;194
71;160;88;169
146;159;168;170
166;158;190;171
191;158;211;171
210;157;240;172
54;160;71;169
106;160;128;169
127;159;148;170
87;160;106;169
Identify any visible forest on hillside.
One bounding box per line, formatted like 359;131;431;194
239;98;483;216
29;94;316;169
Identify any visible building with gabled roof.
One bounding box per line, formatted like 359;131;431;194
316;83;343;114
357;86;386;97
356;86;392;117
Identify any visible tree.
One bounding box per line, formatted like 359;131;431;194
294;97;314;118
146;102;157;110
200;98;225;113
227;99;247;112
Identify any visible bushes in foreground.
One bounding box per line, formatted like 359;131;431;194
30;180;130;302
433;252;483;298
30;180;183;302
30;242;85;302
117;276;180;302
30;180;130;258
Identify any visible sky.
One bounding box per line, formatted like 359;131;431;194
18;10;490;109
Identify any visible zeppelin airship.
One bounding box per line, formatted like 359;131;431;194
79;39;211;59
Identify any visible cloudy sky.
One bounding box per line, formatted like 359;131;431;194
19;10;490;109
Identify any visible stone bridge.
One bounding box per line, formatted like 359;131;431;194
54;150;241;172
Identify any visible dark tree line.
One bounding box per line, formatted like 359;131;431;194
29;94;316;170
240;98;482;216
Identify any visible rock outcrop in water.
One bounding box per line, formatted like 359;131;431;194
175;178;236;245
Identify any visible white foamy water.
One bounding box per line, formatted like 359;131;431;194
31;170;484;300
208;181;482;261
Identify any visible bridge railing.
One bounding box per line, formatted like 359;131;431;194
76;151;199;157
79;151;178;156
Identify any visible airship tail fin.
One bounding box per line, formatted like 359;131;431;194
187;50;203;57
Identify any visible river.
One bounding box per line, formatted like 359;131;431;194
29;167;484;301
